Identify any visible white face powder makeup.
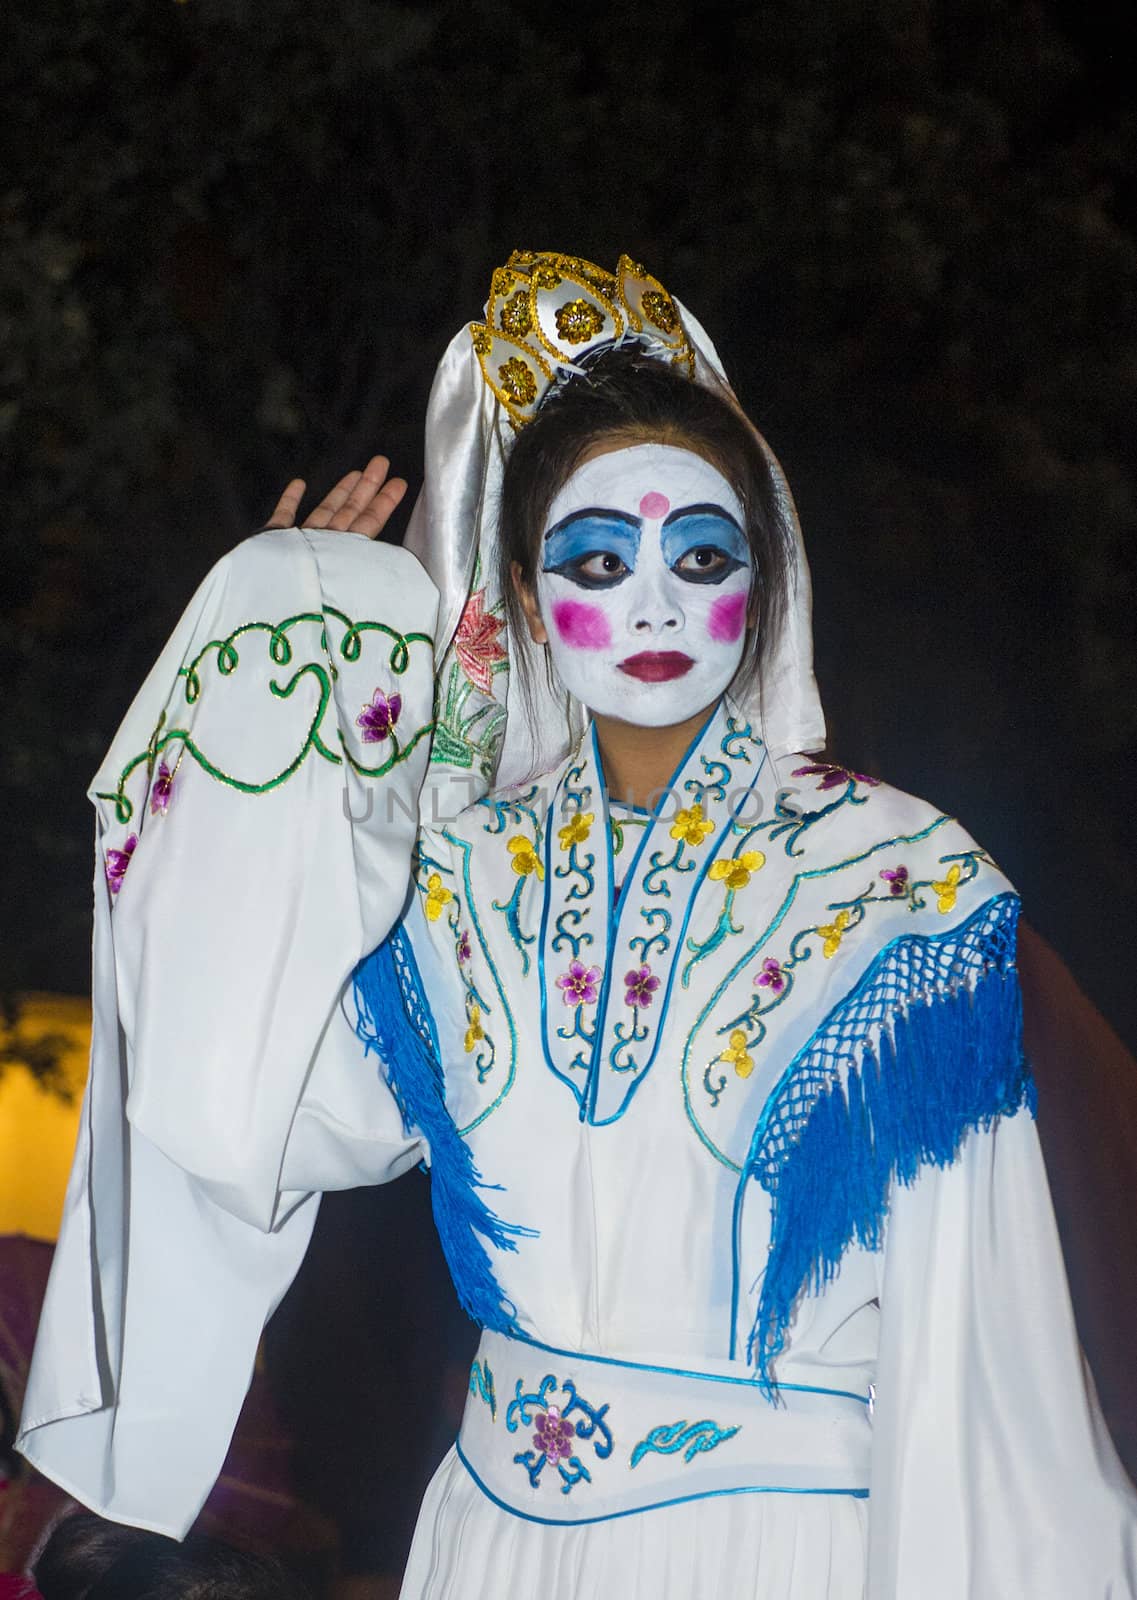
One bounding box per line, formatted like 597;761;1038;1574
536;444;752;726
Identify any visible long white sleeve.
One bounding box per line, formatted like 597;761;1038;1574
18;527;439;1535
868;1109;1137;1596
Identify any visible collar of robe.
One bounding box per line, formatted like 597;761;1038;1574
538;698;778;1125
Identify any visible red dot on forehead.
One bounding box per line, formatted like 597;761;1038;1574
639;491;670;520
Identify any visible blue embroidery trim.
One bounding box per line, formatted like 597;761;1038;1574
444;828;520;1136
732;891;1033;1388
455;1440;869;1525
537;750;606;1111
491;872;537;974
354;929;534;1334
506;1372;613;1495
508;1329;869;1405
630;1419;741;1469
469;1357;497;1421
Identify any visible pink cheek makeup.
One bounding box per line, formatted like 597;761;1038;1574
551;599;612;650
707;591;748;644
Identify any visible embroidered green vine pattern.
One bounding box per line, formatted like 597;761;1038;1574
430;581;509;779
431;657;507;779
609;808;650;864
97;608;434;824
701;849;992;1107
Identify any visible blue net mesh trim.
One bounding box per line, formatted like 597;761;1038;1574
354;929;533;1334
752;892;1020;1195
388;921;443;1093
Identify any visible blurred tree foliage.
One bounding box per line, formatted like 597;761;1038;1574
2;0;1134;1044
0;995;72;1099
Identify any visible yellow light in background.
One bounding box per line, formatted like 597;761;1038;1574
0;994;90;1241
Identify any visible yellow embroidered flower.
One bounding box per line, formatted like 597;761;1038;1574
708;850;766;891
817;909;853;959
558;811;594;851
932;862;962;913
720;1029;754;1080
669;803;715;848
424;872;453;922
463;1003;485;1054
507;835;545;879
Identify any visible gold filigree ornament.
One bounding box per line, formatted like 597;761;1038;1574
469;323;555;425
556;297;607;344
500;290;533;339
618;255;693;377
468;250;695;428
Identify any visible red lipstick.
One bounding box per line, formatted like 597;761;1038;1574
618;651;694;683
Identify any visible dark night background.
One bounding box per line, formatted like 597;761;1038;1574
3;0;1134;1048
1;0;1135;1585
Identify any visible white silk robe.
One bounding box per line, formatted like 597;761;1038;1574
18;528;1137;1597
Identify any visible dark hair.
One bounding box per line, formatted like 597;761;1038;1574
497;341;793;719
32;1512;310;1600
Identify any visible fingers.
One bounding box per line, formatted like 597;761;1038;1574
304;469;363;529
348;475;409;540
269;456;410;541
265;478;306;529
324;455;393;533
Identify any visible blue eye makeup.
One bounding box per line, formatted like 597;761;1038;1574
661;505;750;584
542;510;641;589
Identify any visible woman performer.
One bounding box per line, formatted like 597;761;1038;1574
17;253;1137;1595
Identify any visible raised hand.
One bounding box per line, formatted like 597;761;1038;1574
265;455;409;541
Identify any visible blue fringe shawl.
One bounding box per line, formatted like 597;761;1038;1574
353;928;531;1334
740;892;1034;1393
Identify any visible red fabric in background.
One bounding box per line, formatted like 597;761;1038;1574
0;1575;41;1598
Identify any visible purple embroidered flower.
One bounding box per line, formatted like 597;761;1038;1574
555;959;602;1007
624;965;660;1009
149;760;174;816
456;930;472;965
755;957;785;994
792;762;879;792
533;1406;575;1465
880;865;909;897
105;834;138;895
357;688;402;743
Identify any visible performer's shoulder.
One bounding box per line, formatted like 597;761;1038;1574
782;755;994;859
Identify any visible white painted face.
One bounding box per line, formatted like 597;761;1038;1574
535;443;752;727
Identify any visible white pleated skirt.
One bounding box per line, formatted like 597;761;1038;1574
400;1446;869;1599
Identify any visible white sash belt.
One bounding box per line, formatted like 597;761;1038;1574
457;1330;872;1525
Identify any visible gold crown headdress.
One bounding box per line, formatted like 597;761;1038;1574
469;251;695;428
